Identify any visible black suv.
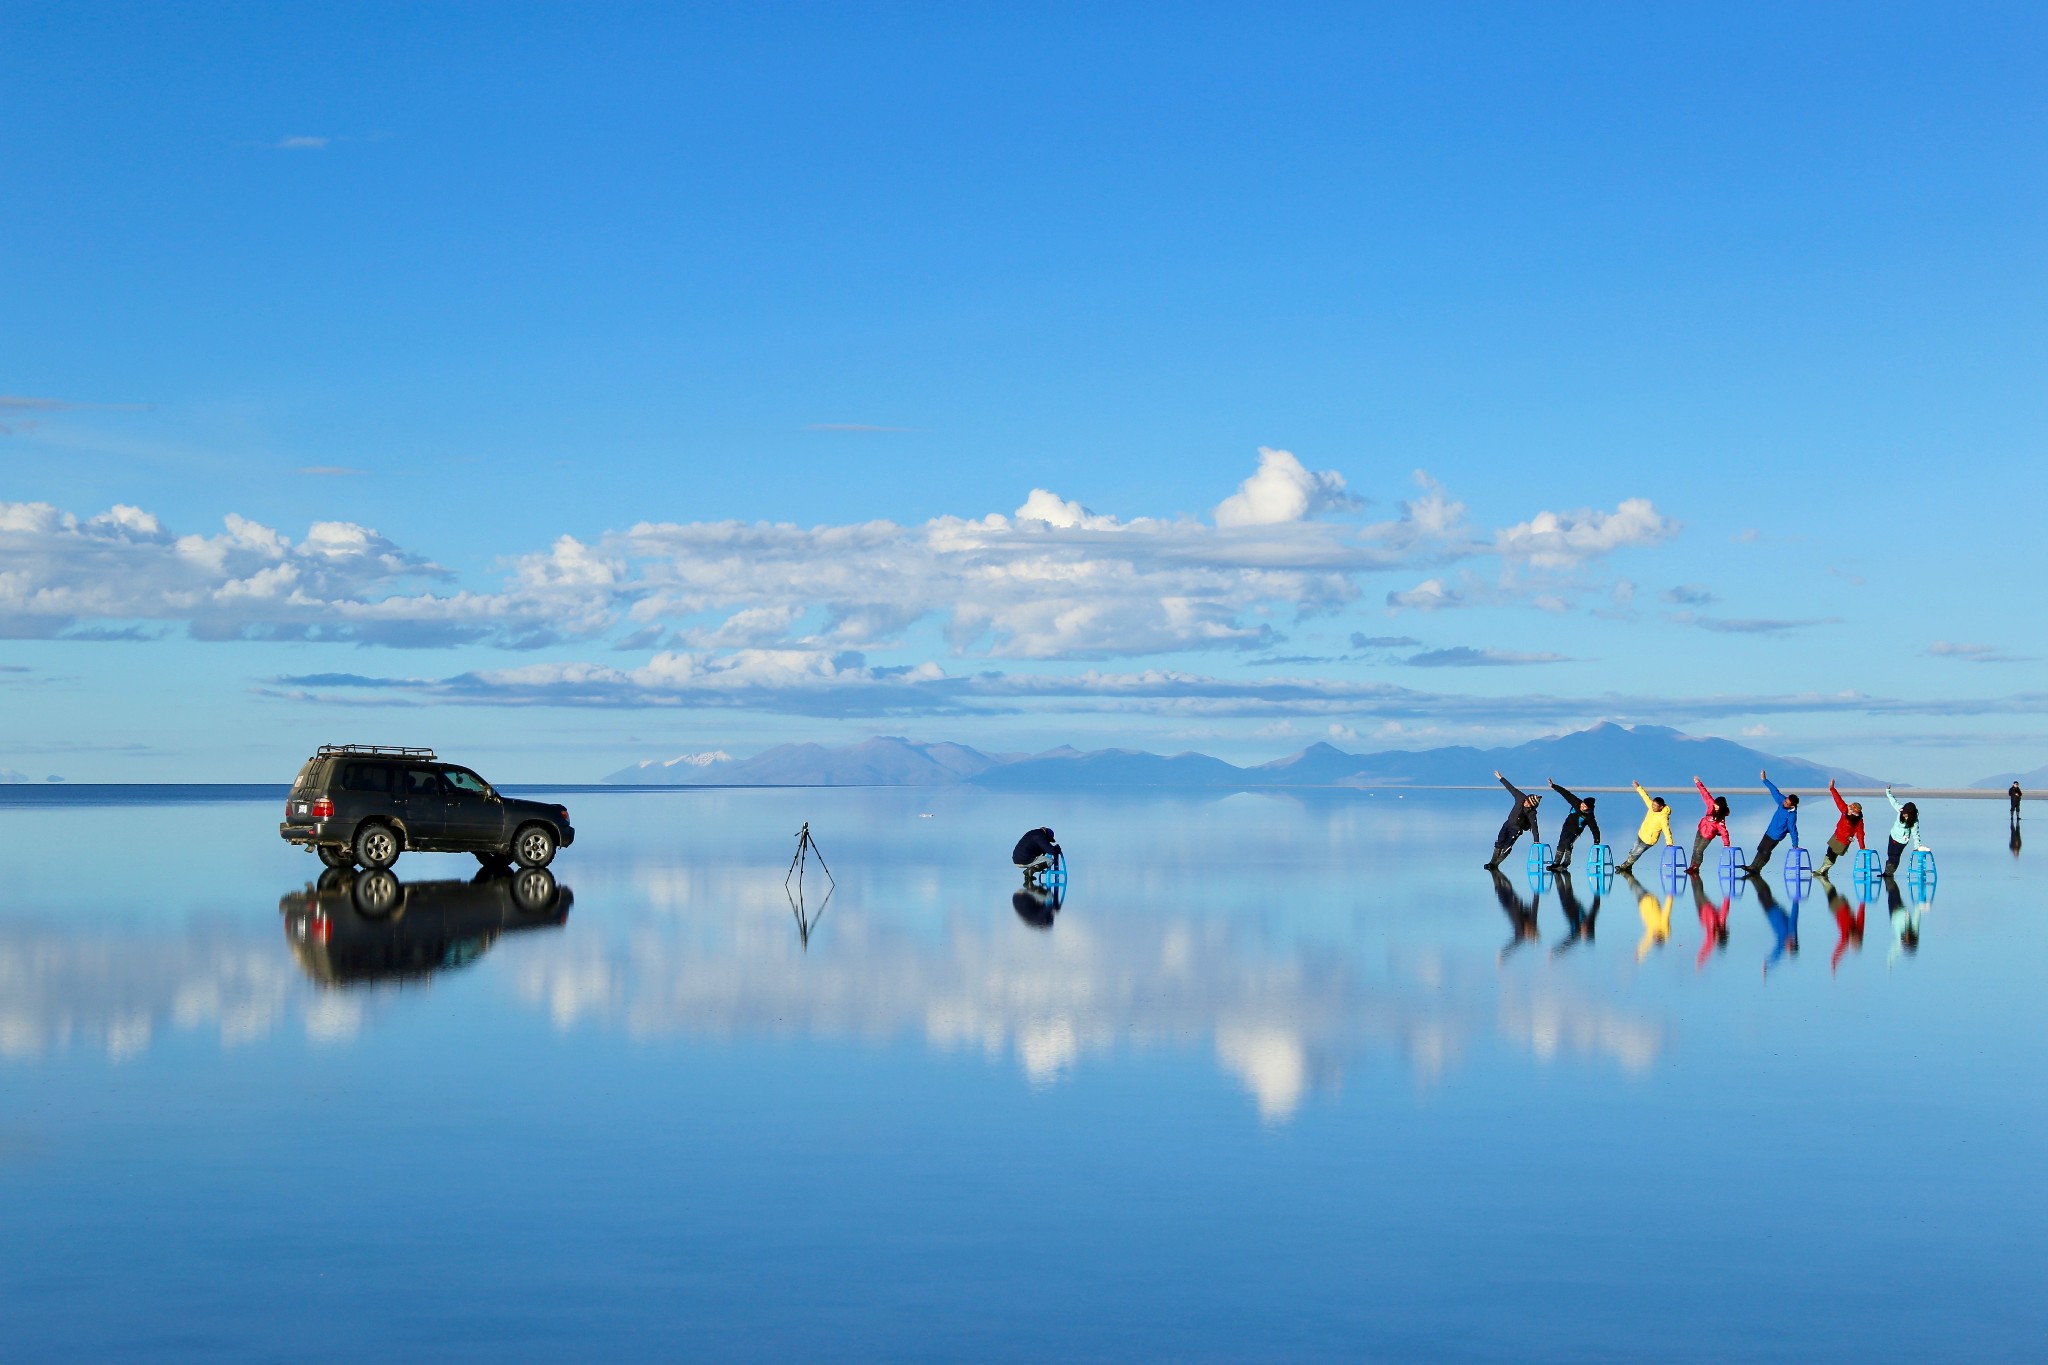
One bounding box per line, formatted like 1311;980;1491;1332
279;744;574;871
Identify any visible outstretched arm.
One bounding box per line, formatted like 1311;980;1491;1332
1830;780;1848;817
1634;780;1652;811
1497;771;1526;802
1886;785;1902;815
1761;771;1785;806
1550;779;1580;807
1695;776;1714;811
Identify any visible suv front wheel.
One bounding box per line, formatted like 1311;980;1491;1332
355;822;403;871
512;823;557;868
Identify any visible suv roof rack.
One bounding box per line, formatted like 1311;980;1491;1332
316;744;439;760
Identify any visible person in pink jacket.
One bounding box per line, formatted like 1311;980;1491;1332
1686;776;1733;875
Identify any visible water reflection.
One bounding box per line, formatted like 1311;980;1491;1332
1489;868;1542;961
1818;874;1866;972
1010;883;1063;930
1688;874;1731;972
1621;871;1672;963
1884;874;1933;965
1550;871;1598;957
1752;874;1800;975
280;867;572;987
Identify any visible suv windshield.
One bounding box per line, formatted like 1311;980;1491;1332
444;768;494;797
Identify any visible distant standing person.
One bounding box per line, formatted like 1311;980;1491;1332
1484;772;1542;870
1816;780;1865;875
1883;786;1931;874
2011;781;2023;821
1614;781;1674;873
1546;779;1601;871
1687;776;1732;875
1743;770;1799;875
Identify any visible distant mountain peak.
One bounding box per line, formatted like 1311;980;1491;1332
602;723;1890;789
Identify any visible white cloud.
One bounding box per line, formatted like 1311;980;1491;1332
1387;578;1462;612
6;451;1671;661
1213;447;1359;527
1495;498;1678;569
1929;640;2032;664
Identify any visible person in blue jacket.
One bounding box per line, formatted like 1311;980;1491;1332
1742;769;1800;875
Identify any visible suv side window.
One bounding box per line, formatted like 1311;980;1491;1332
444;768;493;797
404;768;446;796
341;762;394;793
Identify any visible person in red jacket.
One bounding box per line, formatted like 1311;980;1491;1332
1816;780;1866;875
1686;776;1732;875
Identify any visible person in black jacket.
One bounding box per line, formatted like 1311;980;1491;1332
1012;827;1062;877
1483;771;1542;870
1547;778;1600;872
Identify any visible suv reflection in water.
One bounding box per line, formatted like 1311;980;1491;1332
279;867;572;986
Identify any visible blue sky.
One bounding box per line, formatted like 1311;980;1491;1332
3;2;2045;783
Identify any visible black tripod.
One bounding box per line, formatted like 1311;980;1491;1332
785;821;835;949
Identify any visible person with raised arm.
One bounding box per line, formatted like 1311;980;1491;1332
1614;780;1674;873
1882;786;1931;874
1742;770;1799;875
1686;776;1732;875
1546;778;1601;872
1816;780;1866;875
1483;771;1542;870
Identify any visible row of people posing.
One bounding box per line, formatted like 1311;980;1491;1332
1485;771;1932;876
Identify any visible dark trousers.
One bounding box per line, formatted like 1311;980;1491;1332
1749;833;1783;872
1885;837;1907;873
1689;831;1717;870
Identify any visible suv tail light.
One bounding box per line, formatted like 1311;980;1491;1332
311;798;335;819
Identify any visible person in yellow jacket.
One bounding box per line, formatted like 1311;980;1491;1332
1615;781;1675;873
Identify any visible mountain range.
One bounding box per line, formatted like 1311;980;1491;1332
603;723;1886;791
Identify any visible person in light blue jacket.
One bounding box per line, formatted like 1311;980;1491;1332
1882;786;1931;874
1743;769;1800;875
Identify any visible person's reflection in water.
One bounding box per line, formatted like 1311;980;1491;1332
1490;867;1541;963
1012;883;1063;930
1817;873;1865;972
1550;870;1599;957
1884;874;1926;965
1751;873;1799;976
1688;873;1731;971
1621;870;1671;963
2011;819;2023;859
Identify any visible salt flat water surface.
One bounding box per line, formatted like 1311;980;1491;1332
1;785;2042;1362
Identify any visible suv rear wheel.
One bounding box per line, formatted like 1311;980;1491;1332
355;822;402;871
512;823;557;868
